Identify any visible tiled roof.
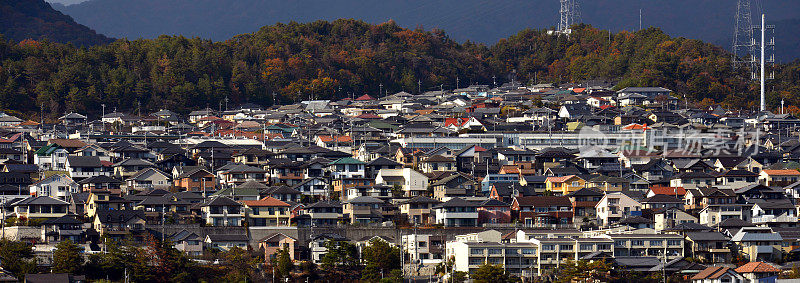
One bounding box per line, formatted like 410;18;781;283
762;169;800;176
241;197;290;207
649;186;686;196
691;266;735;280
735;262;780;273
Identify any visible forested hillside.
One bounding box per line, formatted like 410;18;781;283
0;0;112;46
53;0;800;61
0;20;796;118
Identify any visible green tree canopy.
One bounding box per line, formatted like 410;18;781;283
0;239;36;279
52;240;83;274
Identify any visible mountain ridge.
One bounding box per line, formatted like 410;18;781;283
0;0;112;46
53;0;800;61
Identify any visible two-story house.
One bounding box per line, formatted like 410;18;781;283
200;196;244;226
241;197;291;227
433;197;479;227
595;192;642;227
29;174;79;201
511;196;573;227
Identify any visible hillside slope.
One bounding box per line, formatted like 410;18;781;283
2;20;787;119
54;0;800;61
0;0;112;46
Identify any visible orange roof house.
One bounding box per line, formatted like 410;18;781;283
648;186;686;197
734;262;780;274
355;94;376;101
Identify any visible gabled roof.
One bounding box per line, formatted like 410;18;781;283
735;262;780;273
328;157;365;165
206;234;249;242
566;187;603;197
241;197;290;207
649;186;686;196
641;194;682;204
96;210;145;224
345;196;383;204
170;229;201;242
762;169;800;176
514;196;571;207
401;196;441;205
14;196;69;206
433;197;480;208
366;157;403;167
41;215;82;225
78;175;122;184
66;156;102;167
202;196;242;207
690;266;736;280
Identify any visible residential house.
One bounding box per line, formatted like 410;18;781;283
93;210;146;241
419;155;456;173
259;233;297;262
170;229;203;256
759;170;800;187
433;198;479;227
172;168;215;192
431;173;478;200
12;196;69;220
29;174;78;201
343;196;383;224
39;215;84;244
375;168;428;197
477;199;511;224
78;175;122;195
690;266;745;283
545;175;585;195
654;207;698;232
205;234;249;251
217;164;267;189
566;187;604;225
124;168;171;193
730;227;783;262
595;192;642;227
328;157;366;179
200;196;244;226
297;201;343;226
242;197;291;227
399;196;441;225
65;156;108;181
684;231;731;263
511;196;573;227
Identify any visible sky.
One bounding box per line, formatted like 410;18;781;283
46;0;88;5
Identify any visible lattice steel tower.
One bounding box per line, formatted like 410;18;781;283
732;0;755;69
558;0;581;33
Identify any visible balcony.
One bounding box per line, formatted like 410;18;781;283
752;214;798;224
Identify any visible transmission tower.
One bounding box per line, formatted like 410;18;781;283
557;0;581;34
732;1;774;111
732;0;755;69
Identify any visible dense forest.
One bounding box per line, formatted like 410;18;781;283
0;19;798;119
0;0;112;47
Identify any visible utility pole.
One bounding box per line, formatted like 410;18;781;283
639;8;642;31
101;104;106;132
759;13;766;112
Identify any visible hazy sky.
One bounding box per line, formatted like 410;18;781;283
45;0;88;5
